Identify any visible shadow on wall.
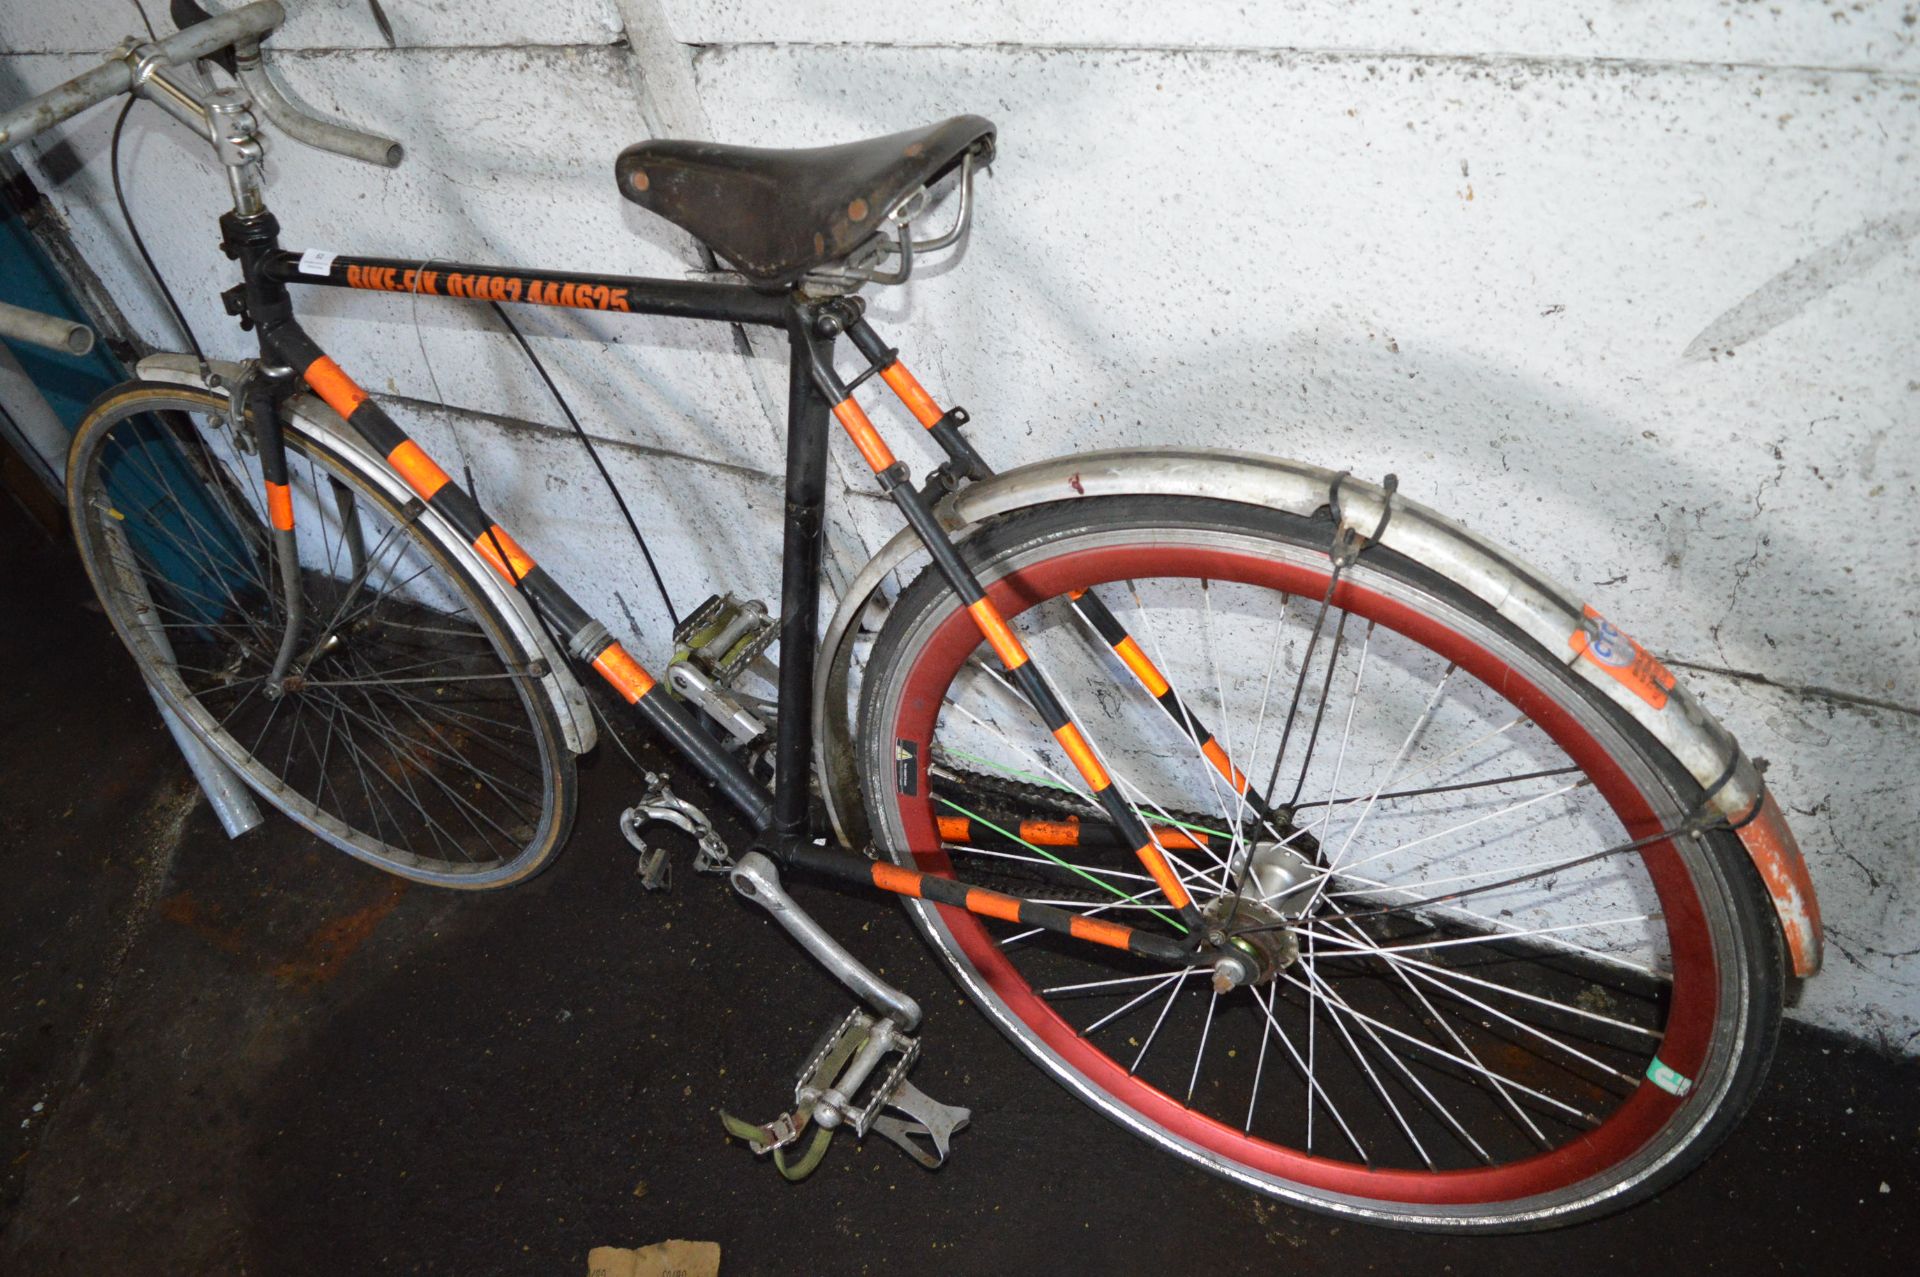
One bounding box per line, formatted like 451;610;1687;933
960;224;1874;666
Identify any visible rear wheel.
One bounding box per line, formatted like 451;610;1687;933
68;383;576;888
857;496;1781;1230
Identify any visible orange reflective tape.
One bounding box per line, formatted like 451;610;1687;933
1019;818;1081;847
1135;842;1194;910
303;356;368;419
473;524;535;583
264;481;293;530
1153;826;1209;851
966;598;1029;670
832;397;897;472
1113;635;1172;698
1069;914;1135;951
965;888;1024;923
386;439;450;502
937;815;971;843
878;361;944;428
1052;721;1111;792
592;643;655;703
872;862;924;898
1199;736;1250;792
1736;791;1823;976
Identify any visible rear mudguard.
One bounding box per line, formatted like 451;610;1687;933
133;354;598;759
814;448;1820;977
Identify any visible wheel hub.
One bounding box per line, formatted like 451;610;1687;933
1204;841;1321;989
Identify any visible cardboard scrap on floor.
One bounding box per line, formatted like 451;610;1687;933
588;1240;720;1277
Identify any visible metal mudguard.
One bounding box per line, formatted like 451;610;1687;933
134;354;597;758
814;447;1820;976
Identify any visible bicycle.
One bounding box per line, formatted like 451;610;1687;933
0;1;1825;1232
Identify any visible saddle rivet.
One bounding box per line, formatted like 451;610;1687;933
630;168;649;192
848;197;869;222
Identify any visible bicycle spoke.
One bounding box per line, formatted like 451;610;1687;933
1297;915;1659;960
1323;913;1546;1151
1252;983;1368;1161
1130;967;1199;1073
1083;968;1193;1036
1186;987;1220;1104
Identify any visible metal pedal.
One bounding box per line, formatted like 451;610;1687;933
667;593;778;746
720;1007;970;1179
617;772;733;890
671;592;776;686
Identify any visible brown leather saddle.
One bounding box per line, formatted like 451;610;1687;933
615;115;995;291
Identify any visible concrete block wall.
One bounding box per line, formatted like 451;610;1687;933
1;2;1913;1050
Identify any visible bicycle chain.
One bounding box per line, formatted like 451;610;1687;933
933;759;1274;848
929;761;1282;908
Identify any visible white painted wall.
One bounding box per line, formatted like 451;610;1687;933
1;2;1913;1050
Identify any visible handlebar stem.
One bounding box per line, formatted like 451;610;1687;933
117;49;269;218
127;49;214;139
207;89;267;216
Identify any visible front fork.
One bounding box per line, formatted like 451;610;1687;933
241;366;306;694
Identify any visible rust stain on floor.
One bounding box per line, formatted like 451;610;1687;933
157;891;251;958
158;878;409;990
272;879;409;990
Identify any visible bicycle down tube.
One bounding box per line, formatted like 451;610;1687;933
249;229;1206;964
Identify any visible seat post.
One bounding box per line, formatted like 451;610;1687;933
770;303;836;844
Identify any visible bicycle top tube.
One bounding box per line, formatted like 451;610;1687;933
262;250;789;329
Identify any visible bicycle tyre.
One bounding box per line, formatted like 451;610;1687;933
68;382;576;888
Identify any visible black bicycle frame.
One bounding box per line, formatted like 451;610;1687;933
223;210;1203;967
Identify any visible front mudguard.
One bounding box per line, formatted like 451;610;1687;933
813;447;1821;977
133;353;598;760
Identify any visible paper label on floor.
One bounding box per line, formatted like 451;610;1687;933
588;1240;721;1277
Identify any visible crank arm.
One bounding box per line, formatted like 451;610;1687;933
729;852;922;1030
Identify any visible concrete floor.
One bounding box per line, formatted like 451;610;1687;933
2;515;1914;1276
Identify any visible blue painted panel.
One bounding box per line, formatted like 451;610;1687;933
3;204;252;627
0;206;130;425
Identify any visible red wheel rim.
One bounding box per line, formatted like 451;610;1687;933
886;540;1718;1206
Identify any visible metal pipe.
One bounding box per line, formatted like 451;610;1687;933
0;59;136;151
114;525;266;839
729;852;923;1030
232;41;402;168
150;695;266;839
0;299;94;356
153;1;287;68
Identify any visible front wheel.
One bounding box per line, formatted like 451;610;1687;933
68;382;577;888
857;496;1781;1230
